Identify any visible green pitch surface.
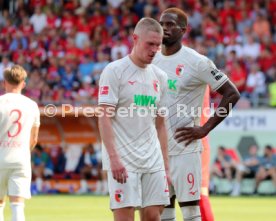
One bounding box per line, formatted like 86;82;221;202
3;195;276;221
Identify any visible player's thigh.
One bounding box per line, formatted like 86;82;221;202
140;205;164;221
0;169;9;200
9;195;25;203
170;152;201;203
8;168;31;200
107;171;141;210
113;207;135;221
141;170;170;208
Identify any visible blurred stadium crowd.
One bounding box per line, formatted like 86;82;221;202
31;142;108;194
0;0;276;107
210;145;276;196
32;142;276;195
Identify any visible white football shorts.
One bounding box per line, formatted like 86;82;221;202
107;170;170;209
0;168;31;199
169;152;202;202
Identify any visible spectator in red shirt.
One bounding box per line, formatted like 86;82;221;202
46;8;61;29
202;14;220;41
258;48;275;73
30;0;46;8
61;10;76;35
228;61;247;93
219;0;235;27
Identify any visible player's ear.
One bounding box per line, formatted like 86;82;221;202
133;33;139;43
181;26;187;34
21;81;26;89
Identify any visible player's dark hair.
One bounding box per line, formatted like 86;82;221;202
162;7;188;28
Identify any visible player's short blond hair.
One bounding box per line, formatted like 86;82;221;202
134;17;163;35
4;65;27;85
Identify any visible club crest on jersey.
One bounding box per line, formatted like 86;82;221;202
176;64;185;77
153;80;160;92
115;189;124;203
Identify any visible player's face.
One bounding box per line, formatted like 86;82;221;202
159;13;185;46
134;31;162;64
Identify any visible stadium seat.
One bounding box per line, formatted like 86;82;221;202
52;174;66;179
240;178;256;195
257;181;276;195
213;177;233;194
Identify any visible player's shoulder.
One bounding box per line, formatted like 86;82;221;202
0;93;39;110
183;46;215;71
20;94;39;108
104;56;129;71
101;56;129;79
154;46;209;66
0;94;5;101
182;46;208;63
150;64;168;80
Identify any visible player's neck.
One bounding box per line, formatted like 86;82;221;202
161;43;182;56
4;81;24;94
5;87;22;94
129;53;147;69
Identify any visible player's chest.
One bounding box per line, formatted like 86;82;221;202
119;74;162;107
161;62;197;95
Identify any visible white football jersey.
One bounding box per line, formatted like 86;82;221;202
153;46;229;155
0;93;40;169
98;56;168;173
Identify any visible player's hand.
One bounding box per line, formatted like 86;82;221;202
110;157;128;184
174;126;208;146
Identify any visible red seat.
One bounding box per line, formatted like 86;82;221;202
52;174;66;179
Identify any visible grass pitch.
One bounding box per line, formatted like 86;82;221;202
3;195;276;221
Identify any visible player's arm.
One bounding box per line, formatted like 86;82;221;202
156;71;170;182
30;126;39;151
98;63;128;184
176;81;240;145
175;59;240;145
201;80;240;134
98;105;128;184
156;115;170;181
30;104;40;151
